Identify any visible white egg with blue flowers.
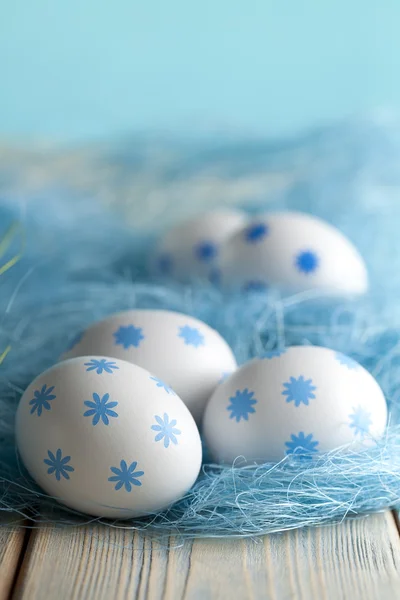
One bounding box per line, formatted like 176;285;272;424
64;309;237;423
217;211;368;296
16;356;202;518
151;208;247;283
203;346;387;464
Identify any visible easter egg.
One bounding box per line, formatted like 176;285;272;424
203;346;387;463
16;356;202;518
64;309;237;423
152;208;247;282
217;211;368;296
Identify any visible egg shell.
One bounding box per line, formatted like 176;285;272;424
203;346;387;464
217;211;368;296
16;356;202;518
152;208;247;282
64;309;237;423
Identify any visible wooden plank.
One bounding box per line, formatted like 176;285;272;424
13;511;400;600
181;512;400;599
0;514;27;600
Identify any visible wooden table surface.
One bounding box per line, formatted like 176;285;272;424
1;510;400;599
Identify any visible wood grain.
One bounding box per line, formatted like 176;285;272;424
0;515;27;600
12;512;400;600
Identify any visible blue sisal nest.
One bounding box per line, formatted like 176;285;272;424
1;120;400;537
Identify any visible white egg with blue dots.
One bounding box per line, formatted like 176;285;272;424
216;211;368;296
64;309;237;423
203;346;387;464
16;356;202;518
151;208;247;283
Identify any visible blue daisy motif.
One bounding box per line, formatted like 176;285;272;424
178;325;205;348
285;432;319;457
44;449;75;481
29;384;56;416
83;393;118;426
194;240;218;263
243;280;268;292
244;222;269;244
84;358;119;374
349;406;372;436
335;352;359;370
151;413;181;448
227;388;257;422
66;331;84;351
295;250;319;274
150;376;176;395
158;252;173;275
108;460;144;492
261;349;286;360
113;324;144;349
282;376;316;407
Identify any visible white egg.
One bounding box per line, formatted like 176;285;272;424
64;309;237;423
16;356;202;518
217;211;368;296
152;208;247;282
203;346;387;463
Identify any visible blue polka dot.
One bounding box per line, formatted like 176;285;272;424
244;222;269;243
295;250;319;274
194;241;218;263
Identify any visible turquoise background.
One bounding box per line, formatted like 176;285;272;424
0;1;398;141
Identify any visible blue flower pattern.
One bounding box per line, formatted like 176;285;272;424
108;460;144;492
335;352;359;370
295;250;319;274
194;240;218;263
227;388;257;422
178;325;204;348
150;376;176;395
29;384;56;416
84;393;118;426
44;308;216;487
151;413;181;448
114;324;144;348
84;358;119;374
44;449;74;481
282;376;316;407
244;222;269;243
285;432;319;456
349;406;372;436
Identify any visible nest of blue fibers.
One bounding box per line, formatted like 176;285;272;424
1;134;400;537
